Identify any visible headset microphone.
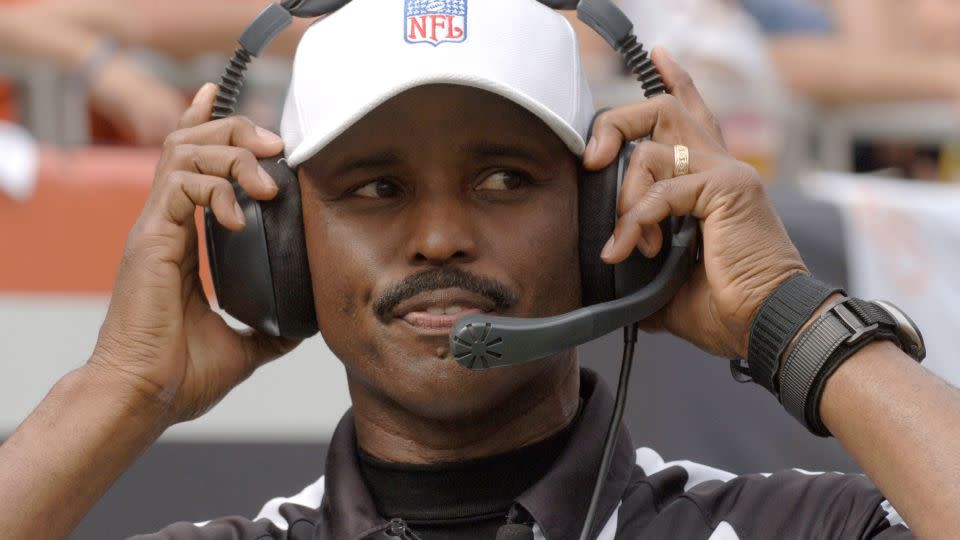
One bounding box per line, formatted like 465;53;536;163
451;215;697;370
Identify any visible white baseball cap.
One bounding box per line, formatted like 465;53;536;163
281;0;596;168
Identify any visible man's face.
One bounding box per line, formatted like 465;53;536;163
298;85;581;422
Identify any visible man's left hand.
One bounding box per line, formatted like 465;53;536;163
583;47;807;359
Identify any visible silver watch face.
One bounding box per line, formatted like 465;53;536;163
873;300;926;361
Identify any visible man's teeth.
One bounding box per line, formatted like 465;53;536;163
425;306;466;315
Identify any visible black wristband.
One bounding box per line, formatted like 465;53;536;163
779;298;898;436
745;274;844;395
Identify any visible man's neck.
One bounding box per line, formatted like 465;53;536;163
349;353;580;464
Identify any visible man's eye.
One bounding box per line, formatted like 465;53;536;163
475;171;529;191
353;179;401;199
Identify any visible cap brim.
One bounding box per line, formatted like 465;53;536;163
285;73;587;168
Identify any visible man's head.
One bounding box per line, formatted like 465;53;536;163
281;0;596;429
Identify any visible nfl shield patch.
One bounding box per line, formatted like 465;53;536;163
405;0;467;46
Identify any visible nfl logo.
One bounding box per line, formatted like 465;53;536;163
405;0;467;46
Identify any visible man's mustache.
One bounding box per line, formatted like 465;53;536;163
373;267;518;321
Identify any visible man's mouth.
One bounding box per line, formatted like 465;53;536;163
401;307;486;329
390;288;496;332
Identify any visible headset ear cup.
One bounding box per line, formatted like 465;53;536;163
578;142;672;306
204;155;318;339
578;157;619;306
258;156;318;338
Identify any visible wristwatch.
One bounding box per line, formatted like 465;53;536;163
778;296;925;436
736;274;926;437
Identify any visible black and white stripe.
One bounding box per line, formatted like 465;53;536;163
133;370;912;540
189;446;907;540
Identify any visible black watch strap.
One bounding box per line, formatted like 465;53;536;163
744;274;844;394
779;297;898;436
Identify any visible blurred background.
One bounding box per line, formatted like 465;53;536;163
1;0;958;537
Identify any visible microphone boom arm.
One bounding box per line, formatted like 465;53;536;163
451;215;698;370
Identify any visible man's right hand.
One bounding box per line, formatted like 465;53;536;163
88;83;300;425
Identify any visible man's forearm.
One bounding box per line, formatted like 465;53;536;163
831;0;904;48
0;364;170;539
821;341;960;540
768;37;959;104
0;7;104;69
50;0;311;59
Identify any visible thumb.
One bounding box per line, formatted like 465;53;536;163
239;330;301;373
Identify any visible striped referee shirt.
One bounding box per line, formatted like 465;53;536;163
133;369;911;539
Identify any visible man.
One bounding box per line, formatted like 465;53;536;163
1;1;959;538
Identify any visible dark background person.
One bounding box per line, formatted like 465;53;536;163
1;1;959;539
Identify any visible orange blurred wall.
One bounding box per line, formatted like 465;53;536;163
0;147;213;294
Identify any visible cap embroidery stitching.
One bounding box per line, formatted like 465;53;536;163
405;0;468;46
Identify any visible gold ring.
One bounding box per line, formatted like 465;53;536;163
674;144;690;177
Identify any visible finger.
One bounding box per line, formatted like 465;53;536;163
641;219;664;258
615;142;721;257
618;141;673;256
651;46;725;145
583;97;678;170
619;141;714;211
602;158;744;264
162;144;279;201
619;141;667;216
165;115;283;159
602;172;705;263
178;83;218;130
583;94;708;170
158;171;245;230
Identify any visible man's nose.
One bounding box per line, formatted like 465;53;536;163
404;195;478;266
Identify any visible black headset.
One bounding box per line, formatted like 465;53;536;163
205;0;698;353
205;2;698;537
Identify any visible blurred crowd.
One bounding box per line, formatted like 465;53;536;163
2;0;960;200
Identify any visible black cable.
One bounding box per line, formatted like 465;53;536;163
212;46;253;120
212;2;294;120
578;322;639;540
617;32;666;98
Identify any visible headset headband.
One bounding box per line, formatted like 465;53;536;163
213;0;663;120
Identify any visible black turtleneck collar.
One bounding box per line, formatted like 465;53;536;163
357;402;579;524
318;369;635;540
